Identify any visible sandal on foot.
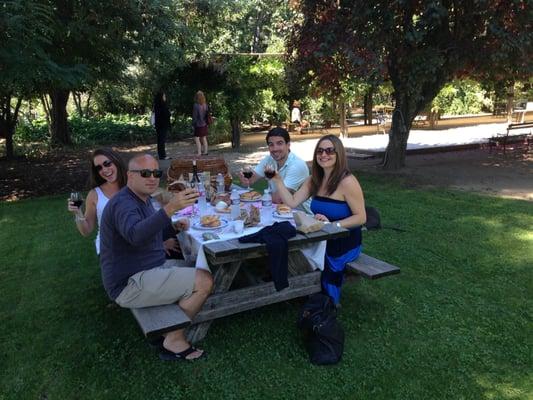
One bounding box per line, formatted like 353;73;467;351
159;346;206;361
147;336;164;349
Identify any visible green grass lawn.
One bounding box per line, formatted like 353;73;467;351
1;176;532;400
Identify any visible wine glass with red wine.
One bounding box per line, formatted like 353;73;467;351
70;192;83;208
242;166;253;190
264;162;276;179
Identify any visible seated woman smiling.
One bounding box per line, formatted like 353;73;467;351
271;134;366;304
67;148;127;255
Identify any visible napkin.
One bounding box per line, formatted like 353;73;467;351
176;205;195;216
293;211;324;234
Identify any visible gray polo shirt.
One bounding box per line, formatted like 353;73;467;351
99;187;171;300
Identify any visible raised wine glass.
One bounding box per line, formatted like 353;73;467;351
264;162;276;179
242;166;253;190
70;192;83;208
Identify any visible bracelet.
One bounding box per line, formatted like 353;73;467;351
335;222;342;228
75;215;86;222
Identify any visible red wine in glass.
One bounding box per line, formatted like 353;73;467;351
70;192;83;208
264;169;275;179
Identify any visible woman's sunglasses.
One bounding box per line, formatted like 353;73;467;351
95;160;113;171
316;147;336;155
130;169;163;178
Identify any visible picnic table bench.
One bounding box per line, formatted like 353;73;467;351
489;122;533;153
130;224;401;342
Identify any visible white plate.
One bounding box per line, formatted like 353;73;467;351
193;218;229;230
273;210;293;219
240;192;262;202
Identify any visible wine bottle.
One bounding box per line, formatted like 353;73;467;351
192;159;201;184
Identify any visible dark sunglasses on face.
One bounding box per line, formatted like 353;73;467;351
316;147;336;155
130;169;163;178
95;159;113;171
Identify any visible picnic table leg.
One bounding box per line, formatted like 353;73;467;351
287;250;315;276
186;260;242;343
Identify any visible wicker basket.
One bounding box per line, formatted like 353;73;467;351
167;156;231;192
167;156;228;182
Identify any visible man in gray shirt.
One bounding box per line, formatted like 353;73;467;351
100;154;213;361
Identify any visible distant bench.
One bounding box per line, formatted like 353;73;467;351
489;122;533;153
129;253;400;340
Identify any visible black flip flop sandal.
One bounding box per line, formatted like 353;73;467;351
159;346;206;361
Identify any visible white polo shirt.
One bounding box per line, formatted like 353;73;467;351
255;151;311;212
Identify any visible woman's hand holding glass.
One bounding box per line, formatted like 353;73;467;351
67;192;85;220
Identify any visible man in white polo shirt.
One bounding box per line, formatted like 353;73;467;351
240;127;311;212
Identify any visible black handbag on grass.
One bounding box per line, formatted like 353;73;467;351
297;293;345;365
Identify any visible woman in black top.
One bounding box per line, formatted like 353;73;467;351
153;92;171;160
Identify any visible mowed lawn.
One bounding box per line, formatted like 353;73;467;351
0;175;531;400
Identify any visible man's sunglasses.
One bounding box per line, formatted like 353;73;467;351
130;169;163;178
95;160;113;171
316;147;336;155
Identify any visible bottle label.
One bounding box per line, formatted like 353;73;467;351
262;200;272;207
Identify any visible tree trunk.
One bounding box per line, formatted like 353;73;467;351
50;89;71;145
339;100;347;138
383;101;412;170
73;91;83;117
506;84;514;123
0;95;22;159
230;117;241;149
363;90;373;125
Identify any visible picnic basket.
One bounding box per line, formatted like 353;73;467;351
167;156;231;192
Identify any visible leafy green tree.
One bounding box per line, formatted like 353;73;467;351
32;0;180;145
0;1;64;158
290;0;532;169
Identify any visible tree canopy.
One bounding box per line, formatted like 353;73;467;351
289;0;532;169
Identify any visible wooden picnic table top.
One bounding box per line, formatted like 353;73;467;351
203;222;349;263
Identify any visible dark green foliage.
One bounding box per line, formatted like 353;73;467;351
14;116;153;146
1;178;531;399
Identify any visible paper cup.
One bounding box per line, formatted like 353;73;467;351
233;220;244;234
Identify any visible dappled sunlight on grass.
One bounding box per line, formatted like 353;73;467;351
475;375;532;399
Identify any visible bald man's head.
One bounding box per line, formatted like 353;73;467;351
126;154;161;200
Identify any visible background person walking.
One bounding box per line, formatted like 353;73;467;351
153;91;171;160
192;90;210;156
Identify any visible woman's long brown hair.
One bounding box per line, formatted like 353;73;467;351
88;148;127;189
310;135;350;196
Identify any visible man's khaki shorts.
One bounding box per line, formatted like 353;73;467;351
115;260;196;308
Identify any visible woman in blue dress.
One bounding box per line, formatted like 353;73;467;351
271;134;366;304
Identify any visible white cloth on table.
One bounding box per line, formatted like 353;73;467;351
176;215;326;272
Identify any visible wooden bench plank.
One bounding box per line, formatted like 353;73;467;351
192;271;321;324
346;253;400;280
131;304;191;339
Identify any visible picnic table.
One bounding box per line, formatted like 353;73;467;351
177;206;349;343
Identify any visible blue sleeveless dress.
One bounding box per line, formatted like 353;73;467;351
311;196;362;304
